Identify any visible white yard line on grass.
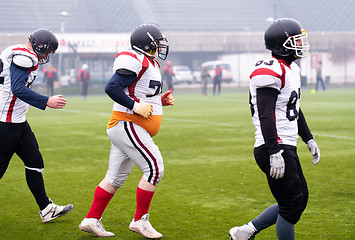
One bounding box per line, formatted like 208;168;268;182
163;117;237;127
64;110;355;141
313;134;355;141
63;109;110;116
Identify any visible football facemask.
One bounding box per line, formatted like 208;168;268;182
283;29;310;58
145;32;169;60
36;51;53;65
155;38;169;60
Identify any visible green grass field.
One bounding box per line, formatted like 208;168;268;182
0;87;354;239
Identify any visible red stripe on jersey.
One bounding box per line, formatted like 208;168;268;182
12;47;38;61
146;57;160;69
250;68;281;80
279;63;286;89
116;51;141;62
128;56;149;102
12;47;39;68
154;59;160;68
6;95;17;122
30;64;39;72
277;59;291;69
12;47;37;56
273;110;283;143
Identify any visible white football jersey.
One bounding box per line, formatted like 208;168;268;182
0;44;38;123
111;50;163;115
249;57;301;147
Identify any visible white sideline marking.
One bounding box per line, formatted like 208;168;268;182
164;117;237;127
64;109;354;140
314;134;355;141
63;109;109;116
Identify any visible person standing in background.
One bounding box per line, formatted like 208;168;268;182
43;65;57;96
78;64;90;101
213;64;222;96
162;60;174;92
200;66;210;96
315;61;325;91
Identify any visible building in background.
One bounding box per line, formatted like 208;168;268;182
1;0;354;86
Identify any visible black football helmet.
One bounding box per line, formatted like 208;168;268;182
28;28;58;64
130;24;169;60
264;18;309;58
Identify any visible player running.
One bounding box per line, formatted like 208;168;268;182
0;28;73;223
79;24;174;238
229;18;320;240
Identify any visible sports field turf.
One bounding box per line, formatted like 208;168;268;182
0;86;354;239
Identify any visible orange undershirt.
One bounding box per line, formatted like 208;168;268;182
107;111;162;137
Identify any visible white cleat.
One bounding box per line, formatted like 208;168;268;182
39;199;73;223
129;213;163;239
79;218;115;237
229;224;256;240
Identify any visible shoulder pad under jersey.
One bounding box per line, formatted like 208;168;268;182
113;50;143;75
11;45;38;66
12;55;34;68
250;58;283;89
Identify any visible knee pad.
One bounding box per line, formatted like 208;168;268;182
108;178;124;189
105;172;129;189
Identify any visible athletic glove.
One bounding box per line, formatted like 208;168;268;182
161;90;174;106
270;149;285;179
132;102;153;118
307;139;320;165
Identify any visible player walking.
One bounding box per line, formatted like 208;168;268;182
79;24;174;238
0;28;73;223
229;18;321;240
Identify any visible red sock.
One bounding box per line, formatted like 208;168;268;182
134;187;155;221
86;186;114;219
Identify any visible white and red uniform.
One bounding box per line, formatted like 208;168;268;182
0;44;39;123
249;57;301;148
107;50;163;137
105;50;164;187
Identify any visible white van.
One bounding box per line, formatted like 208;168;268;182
201;61;233;83
172;65;194;84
